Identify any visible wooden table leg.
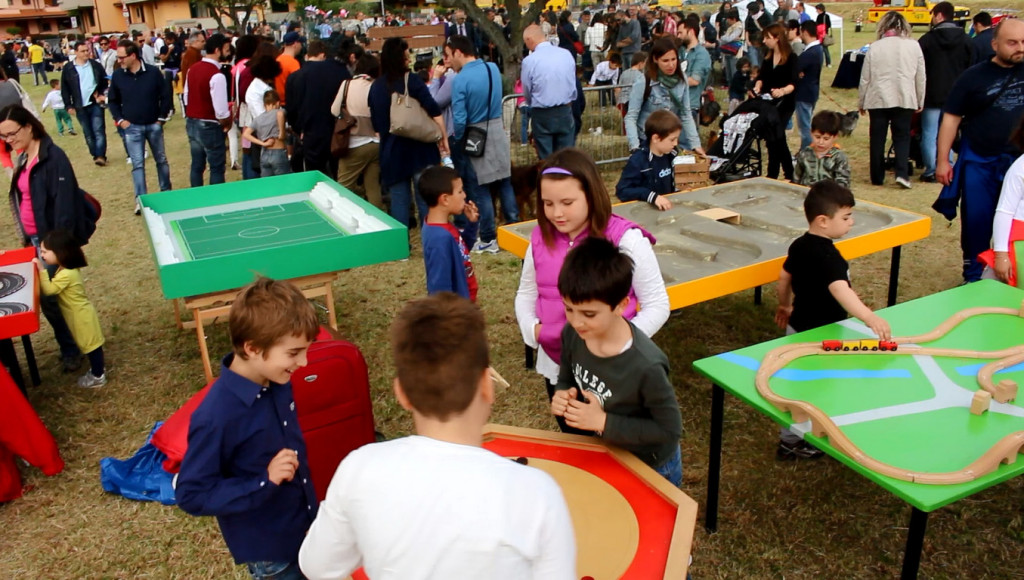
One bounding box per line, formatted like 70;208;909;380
325;280;338;330
173;298;184;330
194;308;213;383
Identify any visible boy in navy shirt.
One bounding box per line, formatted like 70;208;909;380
616;110;681;211
419;165;480;301
177;277;321;579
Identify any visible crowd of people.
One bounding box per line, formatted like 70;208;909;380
5;3;1024;577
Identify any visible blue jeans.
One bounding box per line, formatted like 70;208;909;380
124;122;172;198
75;104;106;159
186;118;226;187
29;236;81;359
387;170;428;232
260;148;290;177
920;107;945;178
246;560;306;580
32;62;47;86
746;45;761;68
795;100;815;151
242;147;260;180
654;444;683;487
530;105;575;160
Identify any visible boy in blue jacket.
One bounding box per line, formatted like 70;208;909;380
419;165;480;302
615;110;681;211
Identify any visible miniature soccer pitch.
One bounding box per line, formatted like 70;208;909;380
171;201;347;261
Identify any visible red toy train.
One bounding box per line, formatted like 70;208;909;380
822;339;898;352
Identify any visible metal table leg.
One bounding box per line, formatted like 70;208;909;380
21;334;39;386
706;383;725;533
754;285;762;306
888;246;903;307
901;507;929;579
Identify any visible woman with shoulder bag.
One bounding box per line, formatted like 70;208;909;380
2;104;96;372
332;54;383;209
368;37;449;231
815;3;833;67
750;22;798;180
624;37;705;154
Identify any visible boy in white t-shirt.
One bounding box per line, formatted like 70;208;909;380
299;293;577;580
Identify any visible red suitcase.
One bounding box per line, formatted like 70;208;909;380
292;339;376;501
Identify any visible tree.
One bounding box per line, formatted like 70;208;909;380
439;0;548;91
193;0;261;32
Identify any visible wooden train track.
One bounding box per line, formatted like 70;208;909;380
755;304;1024;484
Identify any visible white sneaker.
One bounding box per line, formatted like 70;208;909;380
134;198;141;215
77;371;107;388
472;239;500;254
896;177;912;190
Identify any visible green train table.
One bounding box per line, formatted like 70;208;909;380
693;280;1024;578
140;172;408;380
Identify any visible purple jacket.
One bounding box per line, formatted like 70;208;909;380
531;214;656;363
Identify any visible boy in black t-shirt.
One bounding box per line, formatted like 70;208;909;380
773;181;892;459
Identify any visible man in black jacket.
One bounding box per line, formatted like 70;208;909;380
918;1;972;182
284;40;349;178
971;12;996;64
61;41;109;165
108;40;173;214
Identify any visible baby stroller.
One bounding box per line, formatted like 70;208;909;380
707;98;786;183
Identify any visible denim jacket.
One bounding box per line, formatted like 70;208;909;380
624;77;701;151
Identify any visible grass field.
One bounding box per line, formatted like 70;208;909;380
4;4;1024;578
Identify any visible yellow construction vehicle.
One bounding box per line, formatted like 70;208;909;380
867;0;970;27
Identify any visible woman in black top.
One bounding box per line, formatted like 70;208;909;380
816;3;832;67
751;22;798;180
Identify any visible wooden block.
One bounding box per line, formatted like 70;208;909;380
995;379;1019;403
694;207;741;224
971;390;992;415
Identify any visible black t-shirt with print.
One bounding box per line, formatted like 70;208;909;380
784;232;850;332
944;61;1024;157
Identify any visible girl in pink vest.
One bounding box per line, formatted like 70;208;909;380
515;148;669;432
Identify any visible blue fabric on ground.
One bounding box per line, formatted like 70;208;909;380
99;422;176;505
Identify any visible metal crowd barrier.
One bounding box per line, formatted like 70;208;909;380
501;83;634;168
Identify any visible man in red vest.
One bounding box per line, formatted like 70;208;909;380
184;33;232;187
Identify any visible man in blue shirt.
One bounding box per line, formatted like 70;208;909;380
177;278;321;580
448;35;520;254
60;41;108;166
794;21;823;150
521;24;577;159
107;40;172;215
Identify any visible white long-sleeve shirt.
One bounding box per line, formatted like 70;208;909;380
515;228;671;383
298;436;576;580
994;155;1024;252
589;61;620;85
41;89;64;111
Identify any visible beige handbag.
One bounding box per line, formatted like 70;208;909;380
389;72;441;143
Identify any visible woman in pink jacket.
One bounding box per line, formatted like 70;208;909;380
514;148;670;433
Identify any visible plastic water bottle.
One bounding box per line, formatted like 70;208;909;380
441;156;454;169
